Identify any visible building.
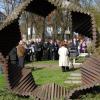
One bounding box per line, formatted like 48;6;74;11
0;12;6;24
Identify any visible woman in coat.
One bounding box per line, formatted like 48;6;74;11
58;41;69;72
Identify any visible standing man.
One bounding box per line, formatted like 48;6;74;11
49;40;55;60
17;40;26;68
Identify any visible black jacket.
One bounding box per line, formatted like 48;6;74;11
8;47;18;64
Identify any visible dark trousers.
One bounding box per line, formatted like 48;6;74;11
18;56;24;68
61;66;69;72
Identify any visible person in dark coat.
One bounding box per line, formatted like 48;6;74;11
49;40;55;60
54;41;59;60
8;46;18;66
35;39;43;61
43;41;49;60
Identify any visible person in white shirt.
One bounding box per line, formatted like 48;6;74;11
58;41;69;72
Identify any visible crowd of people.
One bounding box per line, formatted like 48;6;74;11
24;35;91;61
8;34;92;71
25;39;59;62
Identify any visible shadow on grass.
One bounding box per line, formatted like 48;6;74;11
68;68;80;72
78;85;100;99
33;67;44;71
25;66;44;71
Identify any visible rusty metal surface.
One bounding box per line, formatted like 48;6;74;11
66;84;100;99
0;53;37;96
81;56;100;85
32;83;69;100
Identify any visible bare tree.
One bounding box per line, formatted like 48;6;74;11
80;0;94;10
0;0;21;15
94;0;100;11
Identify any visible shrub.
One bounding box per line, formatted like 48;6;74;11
86;42;95;54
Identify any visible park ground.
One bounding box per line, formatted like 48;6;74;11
0;60;100;99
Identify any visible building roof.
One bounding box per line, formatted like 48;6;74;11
0;12;6;17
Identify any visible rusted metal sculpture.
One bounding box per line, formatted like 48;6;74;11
81;56;100;85
0;0;99;99
0;53;37;96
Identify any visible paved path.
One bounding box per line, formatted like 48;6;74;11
64;72;82;84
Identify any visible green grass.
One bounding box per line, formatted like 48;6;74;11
32;67;69;86
0;89;34;100
32;67;80;89
75;56;86;63
33;60;58;64
81;93;100;100
26;60;58;65
0;74;6;89
26;60;59;67
80;86;100;99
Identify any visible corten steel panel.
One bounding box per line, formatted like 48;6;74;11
81;56;100;86
0;19;21;56
25;0;56;17
0;53;37;96
71;12;93;38
32;83;69;100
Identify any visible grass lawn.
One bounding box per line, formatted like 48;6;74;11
0;60;100;99
75;56;86;63
32;67;80;89
80;86;100;99
80;93;100;100
0;74;6;89
32;60;58;65
25;60;59;68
